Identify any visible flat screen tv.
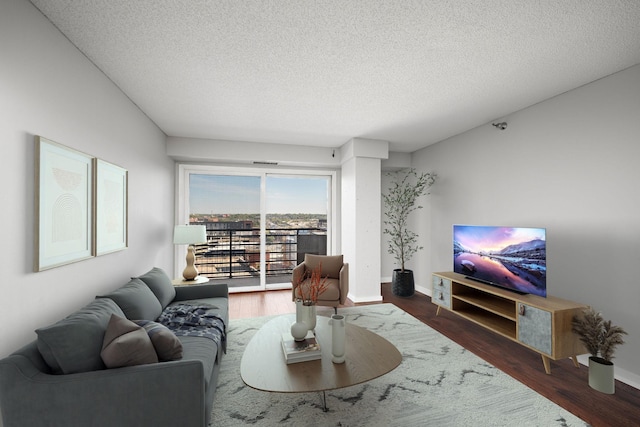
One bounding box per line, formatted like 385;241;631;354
453;225;547;297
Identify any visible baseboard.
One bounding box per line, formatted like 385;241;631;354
415;284;431;296
348;293;383;304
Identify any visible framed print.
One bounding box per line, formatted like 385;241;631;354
35;136;94;271
94;159;128;255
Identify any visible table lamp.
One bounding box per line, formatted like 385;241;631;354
173;225;207;280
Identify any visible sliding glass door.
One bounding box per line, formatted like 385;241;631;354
188;173;262;289
265;175;329;287
177;165;335;292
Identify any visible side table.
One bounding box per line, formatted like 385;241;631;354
172;276;210;286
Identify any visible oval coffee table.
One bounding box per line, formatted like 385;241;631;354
240;314;402;410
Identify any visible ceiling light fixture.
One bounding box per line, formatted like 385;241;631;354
492;122;508;130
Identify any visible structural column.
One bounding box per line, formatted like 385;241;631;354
340;138;388;303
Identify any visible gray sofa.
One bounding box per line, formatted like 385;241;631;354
0;267;228;427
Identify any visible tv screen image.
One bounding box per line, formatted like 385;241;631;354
453;225;547;297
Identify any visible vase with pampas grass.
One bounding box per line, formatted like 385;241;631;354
572;307;627;394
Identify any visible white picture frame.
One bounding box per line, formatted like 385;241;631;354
94;158;128;255
35;136;94;271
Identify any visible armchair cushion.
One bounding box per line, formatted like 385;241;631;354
313;278;341;302
304;254;343;279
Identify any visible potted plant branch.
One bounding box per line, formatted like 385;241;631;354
572;307;627;394
296;263;330;305
292;263;329;335
383;168;437;297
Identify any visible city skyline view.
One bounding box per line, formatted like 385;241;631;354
189;174;329;215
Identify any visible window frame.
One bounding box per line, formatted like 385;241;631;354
176;163;338;292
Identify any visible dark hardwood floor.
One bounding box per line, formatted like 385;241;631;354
229;285;640;427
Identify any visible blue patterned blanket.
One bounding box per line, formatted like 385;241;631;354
157;302;226;358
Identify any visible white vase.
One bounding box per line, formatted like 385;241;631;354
589;357;615;394
329;314;346;363
295;299;305;323
296;300;317;331
290;321;308;341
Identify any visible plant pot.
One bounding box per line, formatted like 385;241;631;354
392;269;415;297
589;356;615;394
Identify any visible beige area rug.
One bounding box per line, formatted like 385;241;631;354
210;304;588;426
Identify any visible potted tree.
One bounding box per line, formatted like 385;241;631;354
383;168;436;297
572;307;627;394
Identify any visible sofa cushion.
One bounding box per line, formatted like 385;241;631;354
135;267;176;308
134;320;183;361
36;298;125;374
97;278;162;320
304;254;344;279
101;314;158;368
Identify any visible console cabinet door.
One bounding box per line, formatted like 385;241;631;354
517;303;552;355
431;275;451;309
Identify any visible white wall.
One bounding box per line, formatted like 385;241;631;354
167;136;341;168
0;0;174;361
408;64;640;387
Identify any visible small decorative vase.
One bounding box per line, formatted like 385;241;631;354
296;300;317;331
295;299;305;323
589;356;615;394
290;321;308;341
329;314;346;363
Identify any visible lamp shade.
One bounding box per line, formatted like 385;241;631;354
173;225;207;245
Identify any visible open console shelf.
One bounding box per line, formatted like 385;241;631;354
432;272;587;374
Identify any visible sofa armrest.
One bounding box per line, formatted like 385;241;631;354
0;354;207;427
173;283;228;302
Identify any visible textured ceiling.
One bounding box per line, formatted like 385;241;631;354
30;0;640;152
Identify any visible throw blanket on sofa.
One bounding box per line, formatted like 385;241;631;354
158;303;226;360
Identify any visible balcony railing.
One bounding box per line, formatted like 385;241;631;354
193;227;327;281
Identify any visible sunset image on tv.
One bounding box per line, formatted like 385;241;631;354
453;225;547;297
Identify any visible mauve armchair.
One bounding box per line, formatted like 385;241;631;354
292;254;349;313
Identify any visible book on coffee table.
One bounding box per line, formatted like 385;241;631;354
281;331;321;364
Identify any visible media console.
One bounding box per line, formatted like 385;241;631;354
432;271;588;374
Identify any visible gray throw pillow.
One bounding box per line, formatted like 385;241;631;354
134;320;183;361
97;278;162;320
135;267;176;308
36;298;125;374
101;314;158;368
